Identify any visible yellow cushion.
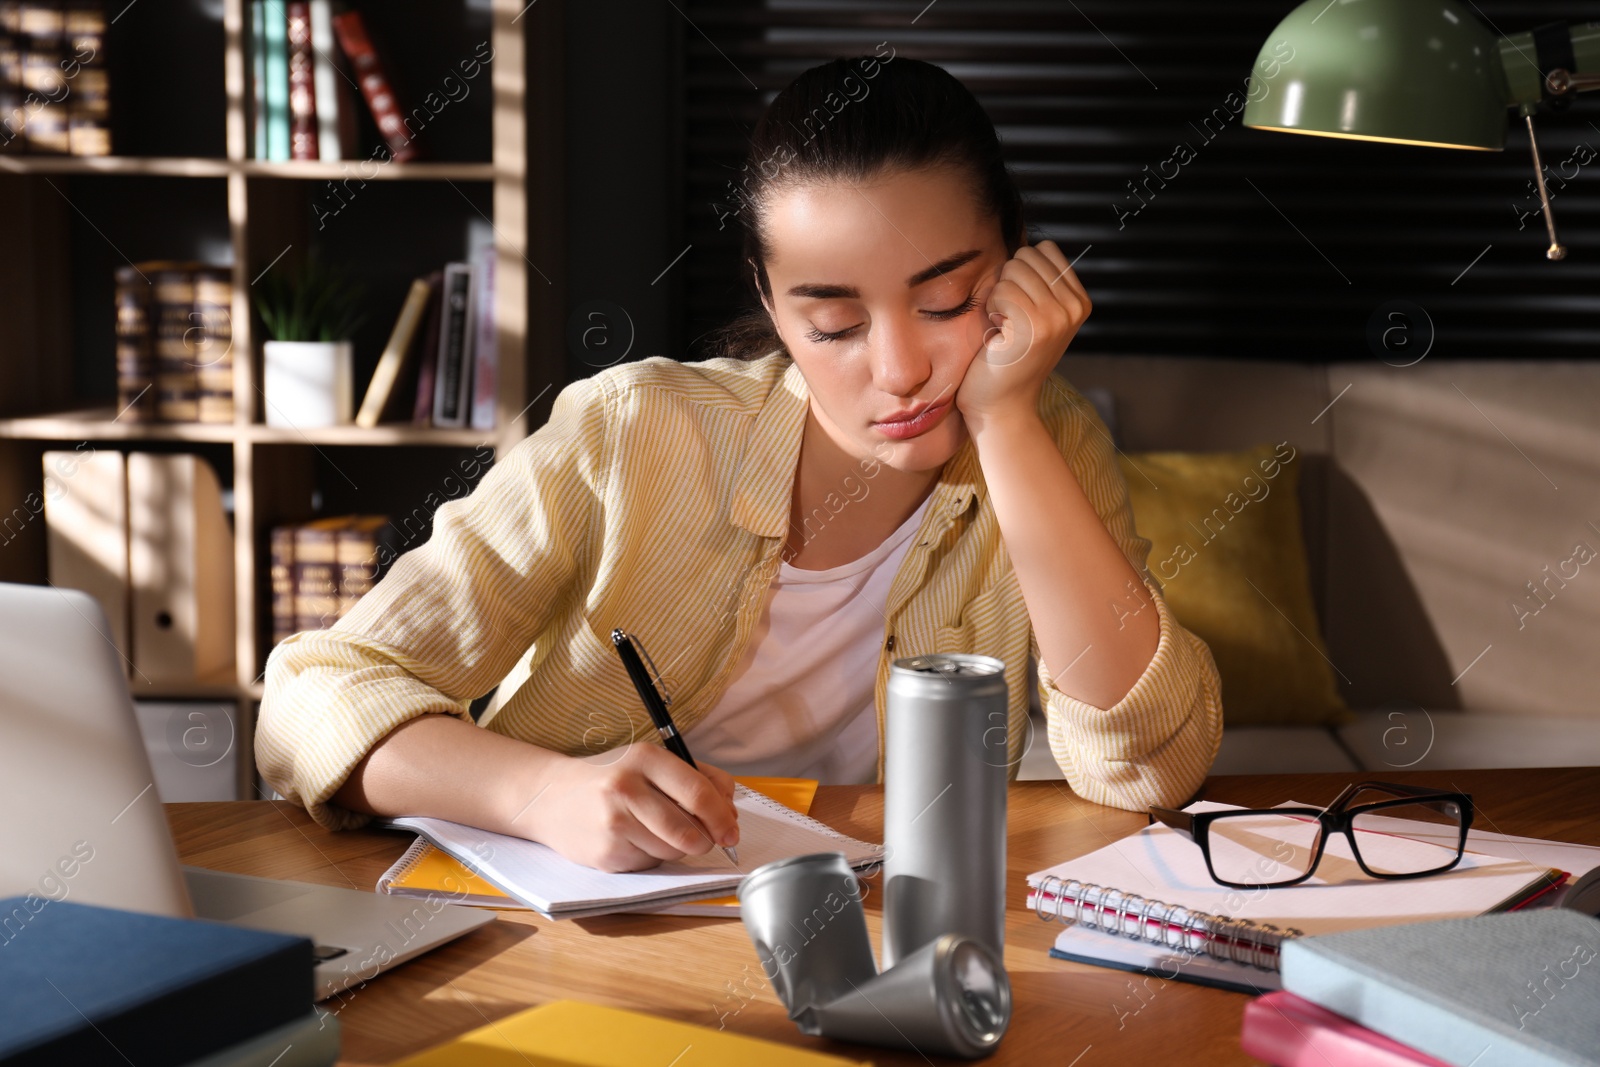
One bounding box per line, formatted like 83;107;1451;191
1117;443;1350;728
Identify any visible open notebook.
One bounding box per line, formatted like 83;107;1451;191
376;783;881;920
1026;800;1566;992
376;777;821;917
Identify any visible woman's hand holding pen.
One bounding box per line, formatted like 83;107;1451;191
505;743;740;873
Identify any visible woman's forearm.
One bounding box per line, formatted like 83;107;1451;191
966;409;1161;710
331;713;568;836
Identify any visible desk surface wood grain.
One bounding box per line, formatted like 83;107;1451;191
167;768;1600;1065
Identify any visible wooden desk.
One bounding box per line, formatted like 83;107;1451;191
168;768;1600;1065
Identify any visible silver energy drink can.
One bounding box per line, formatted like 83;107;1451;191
736;851;878;1034
882;652;1008;969
811;932;1012;1059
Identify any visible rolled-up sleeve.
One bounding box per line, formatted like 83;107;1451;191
256;374;613;830
1035;384;1224;811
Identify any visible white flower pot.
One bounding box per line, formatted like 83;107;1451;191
263;340;354;428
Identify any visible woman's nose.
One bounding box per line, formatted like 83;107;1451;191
869;315;932;397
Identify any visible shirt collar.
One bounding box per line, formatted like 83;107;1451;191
730;356;984;540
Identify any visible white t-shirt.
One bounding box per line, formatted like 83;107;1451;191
687;492;934;784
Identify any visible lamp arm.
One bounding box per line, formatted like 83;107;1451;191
1497;22;1600;107
1493;22;1600;262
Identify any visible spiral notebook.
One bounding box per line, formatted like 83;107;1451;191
1025;800;1563;990
377;783;882;920
376;777;820;917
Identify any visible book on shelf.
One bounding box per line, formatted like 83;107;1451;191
252;1;416;163
258;0;289;161
0;0;111;156
192;265;235;424
469;243;497;431
153;263;200;422
250;0;266;160
411;269;444;424
285;1;317;160
352;263;498;431
354;274;431;428
306;0;342;163
62;0;107;155
431;261;475;428
115;260;235;425
330;8;418;163
114;264;158;421
269;514;399;652
290;516;345;634
1024;799;1564;994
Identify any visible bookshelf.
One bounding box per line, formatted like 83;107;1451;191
0;0;565;799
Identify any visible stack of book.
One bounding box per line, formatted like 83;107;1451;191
0;0;112;156
270;514;400;650
355;246;497;430
115;261;234;424
249;2;415;163
1244;908;1600;1066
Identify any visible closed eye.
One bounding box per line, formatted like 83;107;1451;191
803;294;981;344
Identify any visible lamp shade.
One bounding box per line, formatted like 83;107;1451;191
1242;0;1510;150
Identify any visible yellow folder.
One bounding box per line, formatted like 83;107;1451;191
393;999;871;1066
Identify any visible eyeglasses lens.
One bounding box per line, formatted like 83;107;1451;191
1206;812;1322;886
1348;797;1465;876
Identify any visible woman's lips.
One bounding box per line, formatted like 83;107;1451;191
874;398;951;439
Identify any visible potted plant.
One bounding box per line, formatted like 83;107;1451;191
254;254;366;428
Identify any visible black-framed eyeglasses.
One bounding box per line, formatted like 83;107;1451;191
1149;781;1475;889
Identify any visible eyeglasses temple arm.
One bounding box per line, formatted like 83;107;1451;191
1148;806;1196;837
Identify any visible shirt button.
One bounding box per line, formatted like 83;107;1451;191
885;635;896;651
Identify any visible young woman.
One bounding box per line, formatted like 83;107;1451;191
257;56;1223;873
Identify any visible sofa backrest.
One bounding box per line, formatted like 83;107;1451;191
1055;355;1600;719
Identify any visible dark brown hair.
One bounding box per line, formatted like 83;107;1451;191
695;54;1026;362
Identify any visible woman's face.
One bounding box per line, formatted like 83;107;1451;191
757;165;1012;473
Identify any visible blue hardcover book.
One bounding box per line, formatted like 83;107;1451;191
0;896;313;1067
262;0;290;161
1281;909;1600;1067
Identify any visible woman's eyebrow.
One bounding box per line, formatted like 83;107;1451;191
784;248;984;300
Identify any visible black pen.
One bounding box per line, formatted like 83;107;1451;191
610;628;739;866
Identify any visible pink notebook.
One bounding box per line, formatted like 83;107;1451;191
1241;991;1450;1067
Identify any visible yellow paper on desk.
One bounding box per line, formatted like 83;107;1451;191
393;999;870;1066
379;777;819;915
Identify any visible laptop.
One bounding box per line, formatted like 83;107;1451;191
0;582;495;1001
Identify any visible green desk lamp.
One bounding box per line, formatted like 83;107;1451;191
1243;0;1600;259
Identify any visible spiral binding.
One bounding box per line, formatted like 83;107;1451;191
1030;874;1303;971
376;836;433;894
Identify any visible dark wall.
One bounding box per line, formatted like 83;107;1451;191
563;0;685;379
671;1;1600;363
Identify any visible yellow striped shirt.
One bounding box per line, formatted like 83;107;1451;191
257;352;1223;831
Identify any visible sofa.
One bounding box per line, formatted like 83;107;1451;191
1016;355;1600;781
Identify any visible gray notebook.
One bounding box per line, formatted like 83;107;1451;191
1281;910;1600;1067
